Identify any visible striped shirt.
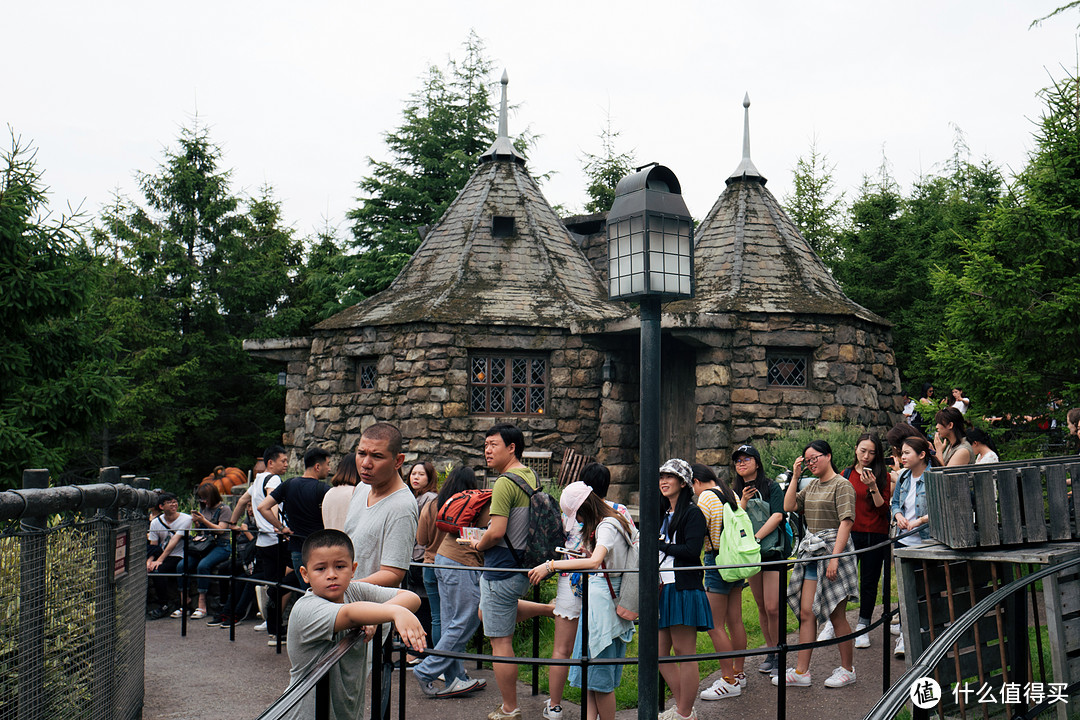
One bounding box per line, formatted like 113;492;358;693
696;488;725;552
795;475;855;534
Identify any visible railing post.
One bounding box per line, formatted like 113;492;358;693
181;531;189;637
581;571;590;720
776;556;788;720
532;582;540;694
17;468;49;720
92;467;120;718
882;544;892;695
370;625;384;720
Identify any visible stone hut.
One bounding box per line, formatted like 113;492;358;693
247;89;900;500
246;73;627;473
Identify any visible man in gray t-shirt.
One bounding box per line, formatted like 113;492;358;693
342;424;418;586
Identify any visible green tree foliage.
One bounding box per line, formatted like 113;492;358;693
0;134;122;487
582;113;636;214
833;143;1001;389
782;139;846;266
95;125;298;486
931;71;1080;416
346;31;503;298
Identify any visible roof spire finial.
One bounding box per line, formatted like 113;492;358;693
726;92;766;185
497;69;509;140
741;93;752;162
479;69;525;165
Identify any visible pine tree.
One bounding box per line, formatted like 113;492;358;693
783;139;846;267
0;134;122;487
931;70;1080;416
96;125;289;485
345;31;503;298
582;112;636;214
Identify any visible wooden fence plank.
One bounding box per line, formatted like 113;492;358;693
1045;465;1071;541
996;468;1023;545
972;470;999;547
1020;466;1048;543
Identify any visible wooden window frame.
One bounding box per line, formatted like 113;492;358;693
469;353;547;416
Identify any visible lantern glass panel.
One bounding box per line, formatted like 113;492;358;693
630;215;643;234
630;232;643;254
680;276;691;295
631;273;645;293
631;253;644;273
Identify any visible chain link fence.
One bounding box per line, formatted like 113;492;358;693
0;469;156;720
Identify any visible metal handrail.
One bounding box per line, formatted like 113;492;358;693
863;554;1080;720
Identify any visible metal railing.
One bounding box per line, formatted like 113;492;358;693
0;468;157;720
250;531;910;720
865;555;1080;720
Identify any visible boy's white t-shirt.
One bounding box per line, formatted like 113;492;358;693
149;512;192;559
283;581;399;720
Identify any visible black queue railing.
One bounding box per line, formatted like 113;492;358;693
211;529;919;720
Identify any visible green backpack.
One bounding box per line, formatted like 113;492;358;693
712;495;762;582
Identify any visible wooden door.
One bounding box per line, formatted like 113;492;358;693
660;337;696;463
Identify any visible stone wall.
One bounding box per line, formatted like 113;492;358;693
281;322;607;474
597;314;902;501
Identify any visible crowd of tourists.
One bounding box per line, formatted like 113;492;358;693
142;401;1080;720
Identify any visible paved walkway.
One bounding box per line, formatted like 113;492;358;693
144;608;907;720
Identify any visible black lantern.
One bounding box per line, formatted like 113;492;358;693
606;164;694;300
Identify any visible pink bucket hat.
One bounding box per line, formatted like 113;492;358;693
560;481;594;533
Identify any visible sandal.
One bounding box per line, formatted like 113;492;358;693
191;609;207;620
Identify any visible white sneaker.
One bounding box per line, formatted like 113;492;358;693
894;636;905;658
890;623;901;636
824;666;857;688
735;672;747;688
700;677;741;700
854;622;870;649
542;700;563;720
817;620;835;642
772;668;811;687
253;621;267;632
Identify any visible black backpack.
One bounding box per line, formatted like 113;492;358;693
501;469;562;569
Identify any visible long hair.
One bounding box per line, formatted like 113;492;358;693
934;406;968;442
330;453;359;488
692;463;738;509
408;461;437;497
847;433;889;495
903;436;941;469
659;483;696;540
578;492;632;552
436;466;478;510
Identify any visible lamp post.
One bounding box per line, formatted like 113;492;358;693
607;164;694;720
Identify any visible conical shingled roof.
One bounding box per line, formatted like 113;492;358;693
669;97;884;324
317;75;625;331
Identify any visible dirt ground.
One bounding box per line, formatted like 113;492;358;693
144;606;909;720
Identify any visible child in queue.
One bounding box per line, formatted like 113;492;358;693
282;529;425;720
777;440;858;689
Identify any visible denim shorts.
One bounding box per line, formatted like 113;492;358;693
479;573;529;638
703;551;747;595
804;562;818;580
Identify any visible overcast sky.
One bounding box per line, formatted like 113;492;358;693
7;1;1078;241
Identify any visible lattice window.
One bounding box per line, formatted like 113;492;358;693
766;351;809;388
470;354;546;415
357;359;378;390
